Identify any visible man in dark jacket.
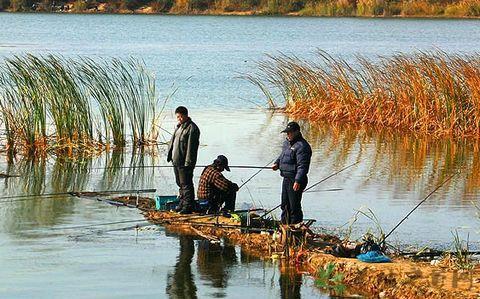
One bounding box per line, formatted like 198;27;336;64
197;155;239;216
272;121;312;224
167;106;200;214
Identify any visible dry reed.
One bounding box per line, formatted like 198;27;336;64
248;50;480;138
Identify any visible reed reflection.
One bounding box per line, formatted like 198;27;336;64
299;120;480;203
0;150;166;236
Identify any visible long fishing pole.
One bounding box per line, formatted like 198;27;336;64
71;222;156;238
90;165;271;171
0;188;157;203
304;161;359;193
52;219;149;230
381;172;457;243
238;158;276;190
164;208;267;223
260;161;359;219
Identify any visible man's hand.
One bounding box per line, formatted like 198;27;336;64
293;182;300;191
232;183;239;192
272;164;279;171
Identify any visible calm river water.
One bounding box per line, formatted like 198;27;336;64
1;13;480;298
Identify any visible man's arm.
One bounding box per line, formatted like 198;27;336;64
294;143;312;183
185;125;200;167
166;128;176;162
213;173;231;192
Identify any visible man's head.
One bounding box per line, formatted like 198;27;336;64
175;106;189;124
213;155;230;172
281;121;301;141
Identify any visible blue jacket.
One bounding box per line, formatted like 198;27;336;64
275;134;312;183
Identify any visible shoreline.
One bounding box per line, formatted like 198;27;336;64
106;196;480;298
2;8;480;19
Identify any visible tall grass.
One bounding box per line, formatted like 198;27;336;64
248;50;480;138
0;54;163;155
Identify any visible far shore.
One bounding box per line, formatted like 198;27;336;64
2;2;480;19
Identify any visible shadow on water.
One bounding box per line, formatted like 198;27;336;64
279;266;303;299
165;232;310;299
196;240;238;293
166;234;198;299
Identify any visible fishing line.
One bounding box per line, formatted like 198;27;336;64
381;172;458;243
260;161;359;219
238;158;276;190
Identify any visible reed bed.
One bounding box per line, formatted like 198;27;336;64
0;54;162;155
248;50;480;138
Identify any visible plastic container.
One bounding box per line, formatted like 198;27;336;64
155;195;179;210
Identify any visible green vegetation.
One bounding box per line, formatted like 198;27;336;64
315;263;346;296
0;54;162;155
343;207;385;243
448;230;474;270
248;51;480;138
1;0;480;17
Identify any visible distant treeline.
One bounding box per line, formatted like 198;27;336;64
1;0;480;17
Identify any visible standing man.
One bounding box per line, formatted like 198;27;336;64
197;155;239;216
167;106;200;214
272;121;312;224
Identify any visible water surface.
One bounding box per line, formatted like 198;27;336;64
1;13;480;298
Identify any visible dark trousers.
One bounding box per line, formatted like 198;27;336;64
174;166;195;211
281;177;307;224
208;189;236;213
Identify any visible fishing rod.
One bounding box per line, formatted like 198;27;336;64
71;222;156;238
305;188;343;193
238;158;276;190
164;208;267;223
304;162;359;193
0;188;157;203
89;165;272;171
259;161;359;219
52;219;149;230
152;218;276;233
381;172;457;243
74;220;275;239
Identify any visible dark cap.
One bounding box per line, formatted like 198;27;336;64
214;155;230;171
281;121;301;133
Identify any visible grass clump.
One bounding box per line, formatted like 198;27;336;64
247;50;480;138
441;230;475;270
0;54;163;156
315;262;346;296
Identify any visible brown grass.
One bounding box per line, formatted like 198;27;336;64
248;50;480;138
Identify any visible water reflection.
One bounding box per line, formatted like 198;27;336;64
279;266;302;299
1;110;480;246
196;240;237;297
165;234;239;299
165;232;311;299
301;119;480;202
0;150;168;237
166;235;198;299
1;157;77;234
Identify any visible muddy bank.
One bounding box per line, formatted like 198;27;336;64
102;194;479;298
148;210;479;298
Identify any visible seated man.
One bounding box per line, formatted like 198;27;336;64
197;155;239;215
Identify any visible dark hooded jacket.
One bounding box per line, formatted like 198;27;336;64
167;118;200;167
275;134;312;183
